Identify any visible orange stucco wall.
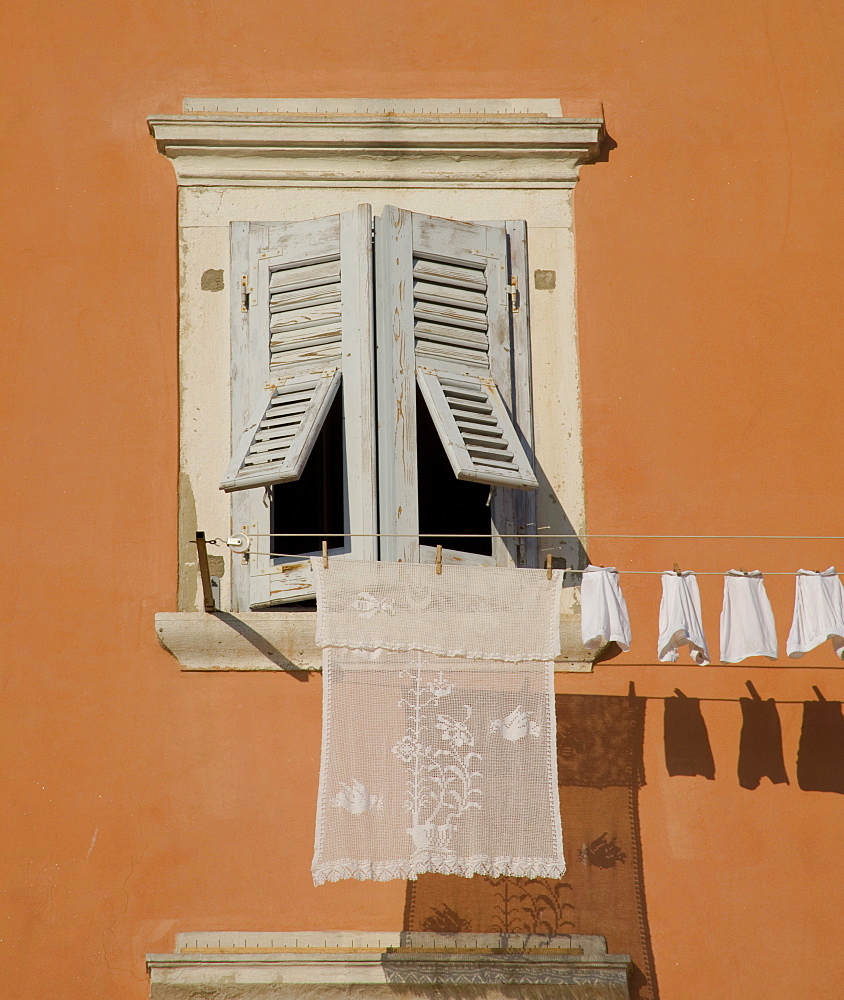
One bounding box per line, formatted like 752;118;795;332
2;2;843;998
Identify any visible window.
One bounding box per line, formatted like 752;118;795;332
225;205;539;607
147;99;604;620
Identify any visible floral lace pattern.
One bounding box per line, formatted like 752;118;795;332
391;664;482;855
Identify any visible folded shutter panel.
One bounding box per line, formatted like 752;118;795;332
221;369;341;492
416;370;536;486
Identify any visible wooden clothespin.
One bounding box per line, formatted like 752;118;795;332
546;554;553;580
673;562;682;575
739;566;749;575
435;544;443;575
322;540;328;569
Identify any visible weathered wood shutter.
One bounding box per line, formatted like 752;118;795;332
376;207;537;564
223;214;351;492
228;207;376;608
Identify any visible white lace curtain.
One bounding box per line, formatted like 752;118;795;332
311;560;566;885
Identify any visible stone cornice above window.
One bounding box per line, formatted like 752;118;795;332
147;98;605;188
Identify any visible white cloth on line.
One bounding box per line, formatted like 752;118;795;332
719;570;778;663
310;559;566;886
786;568;844;660
658;571;710;665
580;565;631;651
314;558;563;662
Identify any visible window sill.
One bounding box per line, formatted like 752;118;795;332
155;611;604;673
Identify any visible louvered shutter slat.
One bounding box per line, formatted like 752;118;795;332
269;259;341;293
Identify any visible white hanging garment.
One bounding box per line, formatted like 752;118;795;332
719;570;778;663
311;559;566;886
658;571;710;665
580;565;632;651
786;568;844;660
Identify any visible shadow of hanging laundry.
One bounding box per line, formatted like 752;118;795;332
663;691;715;780
797;692;844;794
738;685;789;790
404;693;660;1000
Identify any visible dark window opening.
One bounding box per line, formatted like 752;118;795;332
416;388;492;557
270;393;347;556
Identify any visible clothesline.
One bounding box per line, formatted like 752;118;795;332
250;532;844;540
234;553;834;575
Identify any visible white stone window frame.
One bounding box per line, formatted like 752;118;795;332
149;98;605;671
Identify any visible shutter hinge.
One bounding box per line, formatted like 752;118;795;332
506;276;520;314
240;274;253;312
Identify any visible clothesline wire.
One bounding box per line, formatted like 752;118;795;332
323;674;842;699
237;551;833;575
250;532;844;540
578;695;835;703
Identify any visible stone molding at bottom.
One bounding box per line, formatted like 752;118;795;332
147;931;631;1000
155;612;604;672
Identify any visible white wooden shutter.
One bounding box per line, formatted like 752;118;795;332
228;207;376;608
411;213;537;489
222;214;348;492
376;207;537;564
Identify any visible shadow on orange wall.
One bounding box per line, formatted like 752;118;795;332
404;693;660;1000
662;685;844;793
796;695;844;794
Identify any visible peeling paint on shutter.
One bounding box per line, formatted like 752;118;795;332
410;212;537;488
228;207;376;609
376;206;537;565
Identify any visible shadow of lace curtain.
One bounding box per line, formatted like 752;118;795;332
404;693;659;1000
